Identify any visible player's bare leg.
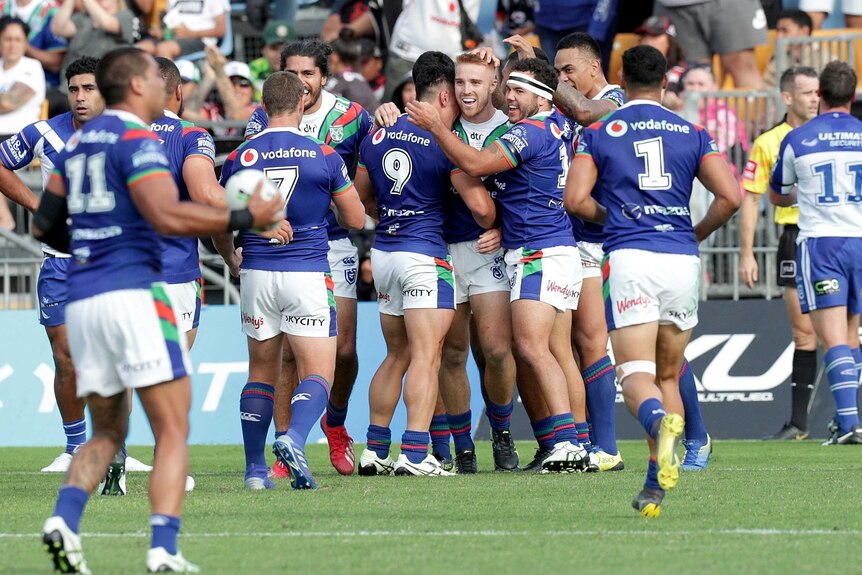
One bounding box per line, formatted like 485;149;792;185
41;325;86;473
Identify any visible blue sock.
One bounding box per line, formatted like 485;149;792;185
120;444;127;459
575;421;592;452
852;347;862;410
274;429;287;440
366;425;391;458
531;417;556;451
287;375;330;447
325;400;348;428
429;415;451;459
53;486;88;533
400;430;429;464
63;419;86;454
645;458;663;491
239;382;274;469
446;410;474;453
150;514;180;555
825;345;860;432
583;356;618;454
637;398;666;440
550;413;578;445
679;360;708;443
486;400;514;432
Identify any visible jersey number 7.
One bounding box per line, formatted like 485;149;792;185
263;166;300;207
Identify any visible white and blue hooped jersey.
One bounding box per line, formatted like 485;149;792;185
770;111;862;241
0;112;76;257
576;99;719;257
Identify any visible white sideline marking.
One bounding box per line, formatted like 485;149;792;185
3;528;860;539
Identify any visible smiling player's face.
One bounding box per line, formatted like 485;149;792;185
505;83;539;124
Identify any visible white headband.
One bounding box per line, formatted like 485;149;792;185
507;72;555;101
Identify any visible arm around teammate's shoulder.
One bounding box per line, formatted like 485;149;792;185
452;170;496;229
694;154;741;243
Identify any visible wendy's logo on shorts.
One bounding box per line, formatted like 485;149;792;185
242;312;264;329
377;292;391;303
616;294;650;314
546;281;577;299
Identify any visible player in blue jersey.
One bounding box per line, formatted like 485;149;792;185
355;51;497;477
566;45;739;517
36;47;283;573
220;71;367;490
408;57;590;473
770;61;862;446
0;56;151;478
153;57;241;348
246;40;374;478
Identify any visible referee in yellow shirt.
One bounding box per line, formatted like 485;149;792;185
739;66;820;440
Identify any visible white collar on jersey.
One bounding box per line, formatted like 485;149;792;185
592;84;621;101
103;108;149;128
163;109;181;120
254;126;305;137
619;99;664;110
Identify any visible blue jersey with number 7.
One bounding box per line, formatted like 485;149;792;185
577;100;719;256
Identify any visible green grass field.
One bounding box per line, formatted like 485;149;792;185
2;441;861;575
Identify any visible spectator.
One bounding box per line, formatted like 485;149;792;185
249;19;293;99
533;0;617;64
200;47;257;137
654;0;768;88
0;0;66;88
496;0;535;38
0;16;46;135
800;0;862;29
321;0;371;42
136;0;229;59
175;59;205;118
681;64;748;181
51;0;142;90
383;0;479;100
763;9;833;88
327;35;380;112
635;15;687;109
390;69;413;110
357;37;383;101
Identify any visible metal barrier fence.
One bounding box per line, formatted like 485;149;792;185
681;89;782;300
775;33;860;92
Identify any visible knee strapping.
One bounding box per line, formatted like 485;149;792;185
616;360;657;384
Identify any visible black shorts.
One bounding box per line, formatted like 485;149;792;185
777;224;798;288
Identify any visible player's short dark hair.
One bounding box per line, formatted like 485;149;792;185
97;47;152;106
509;58;558;91
777;9;813;32
155;57;181;96
622;45;667;90
413;51;455;102
556;31;601;61
262;71;304;116
819;60;857;108
779;65;818;94
280;39;332;77
0;15;29;37
65;56;99;83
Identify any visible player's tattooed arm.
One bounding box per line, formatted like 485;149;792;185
564;155;606;224
0;83;35;113
406;101;512;178
554;82;617;126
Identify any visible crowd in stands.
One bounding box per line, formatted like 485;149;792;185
1;0;860;289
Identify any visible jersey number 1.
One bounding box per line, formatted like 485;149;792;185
812;160;862;206
634;137;672;191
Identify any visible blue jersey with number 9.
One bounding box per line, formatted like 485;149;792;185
577;100;719;256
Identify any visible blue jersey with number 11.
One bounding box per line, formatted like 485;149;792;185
577;100;719;256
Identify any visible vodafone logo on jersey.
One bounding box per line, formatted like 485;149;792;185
372;129;386;145
240;148;259;167
550;123;562;140
606;119;628;137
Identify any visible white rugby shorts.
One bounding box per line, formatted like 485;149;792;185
505;245;582;312
327;237;359;299
164;278;203;333
448;240;508;305
371;248;456;316
240;269;336;339
67;285;191;398
578;241;604;280
603;248;700;331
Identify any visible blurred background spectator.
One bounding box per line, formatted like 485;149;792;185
249;19;294;98
390;69;413;110
51;0;142;92
800;0;862;29
320;0;370;41
0;16;45;136
356;37;383;101
327;33;379;111
197;47;257;137
654;0;768;88
137;0;229;58
496;0;534;38
762;9;833;88
634;15;686;109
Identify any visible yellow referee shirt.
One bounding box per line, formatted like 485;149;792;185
742;122;798;225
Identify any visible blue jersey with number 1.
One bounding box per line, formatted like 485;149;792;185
52;110;172;302
577;100;719;256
